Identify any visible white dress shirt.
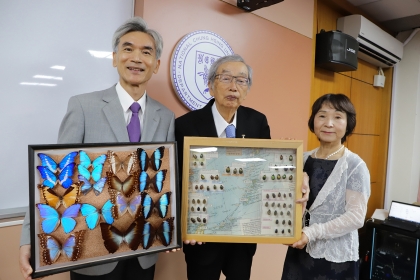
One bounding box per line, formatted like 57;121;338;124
115;82;146;129
211;102;237;138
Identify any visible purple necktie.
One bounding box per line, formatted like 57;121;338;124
127;102;141;142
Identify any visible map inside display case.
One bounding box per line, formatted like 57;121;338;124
181;137;303;244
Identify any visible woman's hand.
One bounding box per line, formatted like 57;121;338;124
296;172;309;212
183;240;205;245
166;240;205;252
291;232;309;249
165;248;181;253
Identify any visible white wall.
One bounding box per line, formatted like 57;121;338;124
0;0;132;214
385;31;420;207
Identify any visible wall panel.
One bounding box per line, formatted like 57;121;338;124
367;183;380;219
316;1;343;33
351;59;379;84
351;80;383;135
347;134;379;183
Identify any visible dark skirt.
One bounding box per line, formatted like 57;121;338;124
281;247;359;280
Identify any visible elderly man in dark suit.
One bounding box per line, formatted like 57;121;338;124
19;17;174;280
175;54;270;280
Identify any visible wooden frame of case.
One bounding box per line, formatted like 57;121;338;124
28;142;181;278
181;137;303;244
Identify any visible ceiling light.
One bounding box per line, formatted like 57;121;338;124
38;83;57;86
20;82;57;87
33;75;63;80
88;50;113;59
235;158;266;162
51;65;66;70
190;147;218;153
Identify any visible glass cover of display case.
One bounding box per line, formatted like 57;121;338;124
181;137;303;244
28;142;181;278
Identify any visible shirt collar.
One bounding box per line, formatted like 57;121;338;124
115;82;147;113
211;101;237;138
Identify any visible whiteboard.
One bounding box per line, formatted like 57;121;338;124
0;0;133;213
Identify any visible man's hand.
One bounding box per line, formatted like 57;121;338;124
19;245;34;280
296;172;309;212
291;232;309;249
183;240;204;245
165;248;181;253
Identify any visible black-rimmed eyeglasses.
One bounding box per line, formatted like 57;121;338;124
215;74;249;86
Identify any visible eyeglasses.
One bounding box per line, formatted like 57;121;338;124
215;74;249;86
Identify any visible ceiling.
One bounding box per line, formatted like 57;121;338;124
346;0;420;34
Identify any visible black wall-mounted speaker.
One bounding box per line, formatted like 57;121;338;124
236;0;284;12
315;30;359;72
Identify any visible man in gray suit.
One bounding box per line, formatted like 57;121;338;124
19;17;174;280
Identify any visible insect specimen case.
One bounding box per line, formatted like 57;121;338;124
181;137;303;244
28;142;180;278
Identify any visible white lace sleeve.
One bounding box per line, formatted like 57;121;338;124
303;162;370;242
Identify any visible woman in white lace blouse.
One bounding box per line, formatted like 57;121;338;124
281;94;371;280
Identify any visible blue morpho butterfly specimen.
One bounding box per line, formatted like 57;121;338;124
111;192;142;218
38;230;85;265
107;171;139;198
80;200;115;230
77;150;107;196
37;151;78;189
107;150;138;175
37;163;76;189
38;183;81;209
36;203;81;234
137;216;174;249
139;170;167;193
137;146;165;172
78;150;106;181
38;152;78;174
100;219;143;253
141;192;171;219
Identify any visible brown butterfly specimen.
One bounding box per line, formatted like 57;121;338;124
38;230;85;265
107;151;138;175
106;171;139;198
38;183;81;209
100;219;143;253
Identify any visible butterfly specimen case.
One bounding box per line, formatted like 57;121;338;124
28;142;181;278
181;137;303;244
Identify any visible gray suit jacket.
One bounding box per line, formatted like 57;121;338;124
21;86;175;275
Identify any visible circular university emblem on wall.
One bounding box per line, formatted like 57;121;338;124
170;30;234;111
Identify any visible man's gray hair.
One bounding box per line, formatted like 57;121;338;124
208;54;253;89
112;17;163;59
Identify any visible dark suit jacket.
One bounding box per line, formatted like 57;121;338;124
175;98;270;263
